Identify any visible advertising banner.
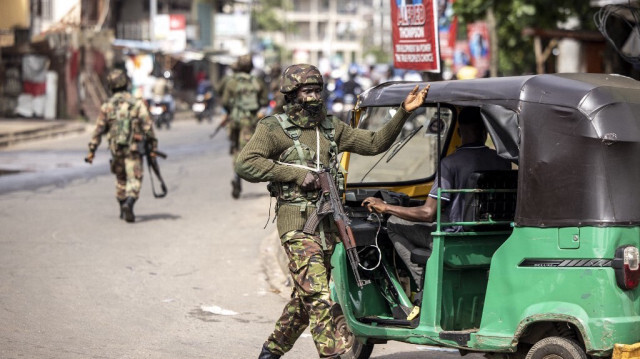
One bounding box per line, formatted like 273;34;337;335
467;21;491;77
437;0;457;62
391;0;440;72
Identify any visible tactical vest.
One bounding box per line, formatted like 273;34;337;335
268;113;345;207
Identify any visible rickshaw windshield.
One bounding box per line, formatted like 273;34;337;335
347;106;453;184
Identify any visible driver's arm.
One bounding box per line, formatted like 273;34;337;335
362;196;437;222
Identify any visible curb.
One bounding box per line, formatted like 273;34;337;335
0;110;201;149
259;230;292;299
0;122;87;148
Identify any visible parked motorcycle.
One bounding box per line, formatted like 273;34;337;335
192;91;214;123
148;96;172;130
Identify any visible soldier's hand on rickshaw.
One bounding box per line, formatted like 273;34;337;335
402;84;430;112
300;172;320;190
362;197;388;214
85;152;95;164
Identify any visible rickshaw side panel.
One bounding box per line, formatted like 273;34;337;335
478;226;640;355
439;234;510;330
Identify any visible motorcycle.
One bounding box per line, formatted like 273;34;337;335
192;91;214;123
148;96;173;130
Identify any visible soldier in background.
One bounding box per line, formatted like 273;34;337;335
268;63;285;114
235;64;429;359
85;69;158;223
222;54;269;199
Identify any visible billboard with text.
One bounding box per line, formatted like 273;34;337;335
391;0;441;72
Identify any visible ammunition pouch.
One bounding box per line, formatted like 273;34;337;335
267;181;320;202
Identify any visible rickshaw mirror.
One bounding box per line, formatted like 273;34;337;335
427;118;446;135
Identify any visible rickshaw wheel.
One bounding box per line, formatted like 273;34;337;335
334;312;374;359
525;337;587;359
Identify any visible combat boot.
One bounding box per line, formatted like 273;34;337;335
231;175;242;199
118;199;126;219
121;197;136;223
258;344;280;359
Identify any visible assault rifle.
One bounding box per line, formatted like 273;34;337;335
143;140;168;198
209;114;230;139
304;169;368;288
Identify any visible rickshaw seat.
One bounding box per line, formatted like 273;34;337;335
462;170;518;231
410;248;430;264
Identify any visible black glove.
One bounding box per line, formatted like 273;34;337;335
300;172;320;191
85;151;95;164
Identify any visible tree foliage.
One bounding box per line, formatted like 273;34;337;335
253;0;287;32
452;0;597;75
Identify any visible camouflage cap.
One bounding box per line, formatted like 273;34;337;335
107;69;128;90
280;64;323;94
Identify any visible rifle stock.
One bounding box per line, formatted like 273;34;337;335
143;140;168;198
209;115;229;139
153;150;167;159
303;170;368;288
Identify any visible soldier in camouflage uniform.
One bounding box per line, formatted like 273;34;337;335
268;63;286;114
222;54;269;199
85;69;158;223
235;64;429;359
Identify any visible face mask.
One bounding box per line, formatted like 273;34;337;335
285;100;326;128
301;98;324;115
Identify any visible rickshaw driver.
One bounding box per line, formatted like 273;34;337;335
362;107;511;309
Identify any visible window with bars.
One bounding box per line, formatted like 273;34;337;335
39;0;53;20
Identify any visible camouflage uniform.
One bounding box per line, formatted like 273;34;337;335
222;54;269;198
222;55;269;160
235;64;414;358
87;69;157;221
268;64;286;114
266;231;340;357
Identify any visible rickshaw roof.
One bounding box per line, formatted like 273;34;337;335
358;73;640;227
358;73;640;112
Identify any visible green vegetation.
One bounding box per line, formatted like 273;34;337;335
252;0;287;32
453;0;597;75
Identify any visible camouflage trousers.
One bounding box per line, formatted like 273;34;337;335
229;116;257;161
265;231;346;358
110;151;143;200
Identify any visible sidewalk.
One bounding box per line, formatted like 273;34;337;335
0;111;198;149
0;118;89;148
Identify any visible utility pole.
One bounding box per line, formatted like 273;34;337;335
487;5;498;77
150;0;157;42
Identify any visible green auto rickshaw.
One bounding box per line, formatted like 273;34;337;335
330;73;640;359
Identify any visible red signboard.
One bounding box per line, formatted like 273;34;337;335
467;21;490;76
437;0;457;62
391;0;441;72
169;14;186;30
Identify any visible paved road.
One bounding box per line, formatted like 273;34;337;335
0;118;482;358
